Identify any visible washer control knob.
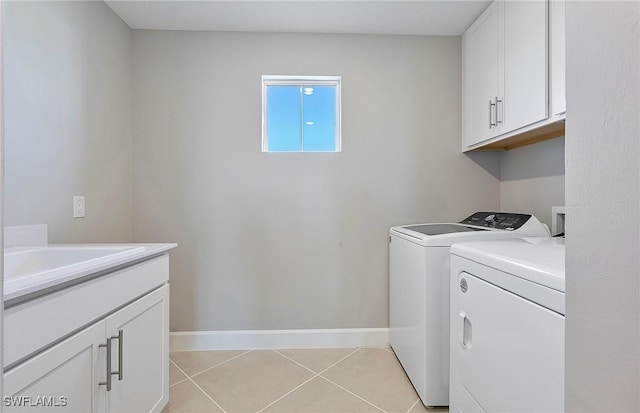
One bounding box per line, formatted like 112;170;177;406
485;214;496;222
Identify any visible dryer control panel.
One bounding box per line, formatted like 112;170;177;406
459;212;532;230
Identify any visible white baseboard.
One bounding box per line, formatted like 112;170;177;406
170;328;389;351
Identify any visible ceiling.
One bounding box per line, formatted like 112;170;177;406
104;0;491;36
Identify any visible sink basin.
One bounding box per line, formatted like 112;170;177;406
2;243;176;304
4;245;146;281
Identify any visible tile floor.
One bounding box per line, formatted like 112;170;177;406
165;347;448;413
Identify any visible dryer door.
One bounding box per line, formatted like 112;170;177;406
455;272;564;413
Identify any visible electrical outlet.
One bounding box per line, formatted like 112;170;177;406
73;196;85;218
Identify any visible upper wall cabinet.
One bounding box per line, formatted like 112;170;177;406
463;1;501;147
549;0;566;116
463;0;566;151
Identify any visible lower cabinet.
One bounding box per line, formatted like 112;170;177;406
3;322;105;412
106;285;169;413
4;285;169;413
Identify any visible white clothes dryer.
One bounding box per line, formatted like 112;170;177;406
449;237;565;413
389;212;550;407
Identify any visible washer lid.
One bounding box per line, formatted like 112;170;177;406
396;224;487;236
390;223;521;247
451;237;565;293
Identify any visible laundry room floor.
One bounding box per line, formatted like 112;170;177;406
164;347;448;413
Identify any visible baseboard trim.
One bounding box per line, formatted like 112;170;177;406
170;328;389;351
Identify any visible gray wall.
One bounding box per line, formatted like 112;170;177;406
4;1;133;243
565;2;639;411
500;137;565;230
132;31;501;331
2;2;564;335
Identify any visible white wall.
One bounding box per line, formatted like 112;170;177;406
565;2;639;411
4;1;133;243
500;137;565;230
132;31;501;331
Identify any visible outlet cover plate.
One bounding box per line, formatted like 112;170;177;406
73;196;85;218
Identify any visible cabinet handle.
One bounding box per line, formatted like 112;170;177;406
99;338;113;391
489;99;497;128
489;99;493;129
496;96;503;125
111;330;124;381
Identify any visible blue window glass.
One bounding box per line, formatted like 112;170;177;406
266;86;301;152
263;76;340;152
302;86;336;152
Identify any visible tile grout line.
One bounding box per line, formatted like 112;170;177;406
258;348;337;412
177;350;258;413
169;358;228;413
274;347;389;412
168;378;189;388
168;358;190;379
273;346;362;376
256;374;319;412
187;376;228;413
317;347;363;375
257;348;365;413
317;347;388;412
382;349;425;413
173;347;418;413
375;350;425;413
272;349;322;375
187;349;254;379
317;375;388;413
168;359;189;388
406;398;420;413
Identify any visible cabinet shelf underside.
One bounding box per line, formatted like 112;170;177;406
472;120;565;151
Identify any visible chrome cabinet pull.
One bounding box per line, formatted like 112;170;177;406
98;330;123;392
496;96;503;125
111;330;124;381
489;99;493;129
489;99;497;128
99;338;113;391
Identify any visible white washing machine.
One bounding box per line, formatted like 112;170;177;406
389;212;550;407
449;237;565;413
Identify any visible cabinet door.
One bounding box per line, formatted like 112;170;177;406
105;285;169;413
502;0;548;132
550;0;566;116
463;1;501;148
3;321;106;413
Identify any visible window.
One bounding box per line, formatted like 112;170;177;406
262;75;341;152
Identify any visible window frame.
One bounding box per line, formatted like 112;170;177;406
261;75;342;153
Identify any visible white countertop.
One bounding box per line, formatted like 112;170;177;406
4;243;177;304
